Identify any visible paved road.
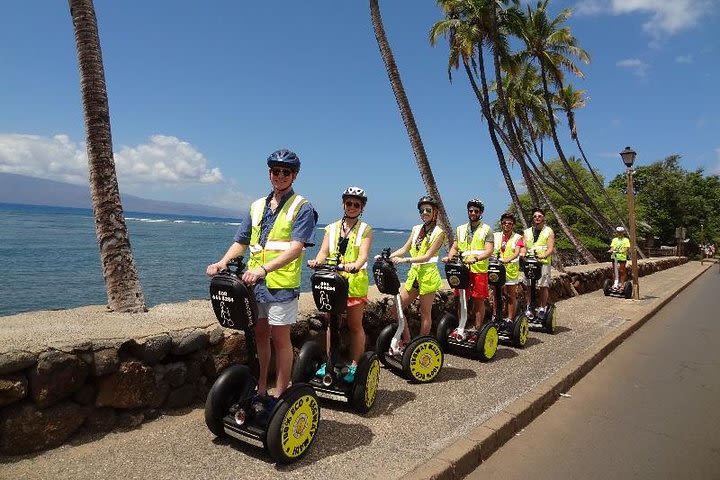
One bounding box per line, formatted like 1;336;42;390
469;266;720;480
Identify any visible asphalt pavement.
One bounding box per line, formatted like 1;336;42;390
468;264;720;480
0;261;712;480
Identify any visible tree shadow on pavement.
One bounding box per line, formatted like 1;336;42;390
434;365;477;383
276;419;374;470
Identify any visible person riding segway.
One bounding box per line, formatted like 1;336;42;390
205;259;320;463
521;208;556;334
603;226;633;299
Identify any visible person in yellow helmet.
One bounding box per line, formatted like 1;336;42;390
308;186;373;383
206;149;317;408
387;195;446;347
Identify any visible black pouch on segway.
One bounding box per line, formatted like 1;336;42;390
445;259;470;289
523;255;541;281
487;257;506;286
311;270;349;315
209;271;258;330
372;258;401;295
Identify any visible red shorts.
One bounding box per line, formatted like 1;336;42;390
453;272;489;300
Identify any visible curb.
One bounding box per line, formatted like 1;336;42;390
401;262;713;480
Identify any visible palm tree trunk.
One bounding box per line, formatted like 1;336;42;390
538;62;614;234
463;60;528;229
370;0;454;244
69;0;146;312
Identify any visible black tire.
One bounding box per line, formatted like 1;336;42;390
266;385;320;464
292;341;325;384
512;315;529;348
544;305;556;334
623;281;633;299
603;278;612;296
350;352;381;413
402;336;444;383
436;312;458;352
375;323;397;368
205;365;256;437
475;323;498;362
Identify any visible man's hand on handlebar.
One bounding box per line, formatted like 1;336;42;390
206;262;227;276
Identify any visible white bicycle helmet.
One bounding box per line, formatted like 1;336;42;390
342;186;367;204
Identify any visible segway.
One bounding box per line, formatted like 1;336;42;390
373;248;444;383
521;251;556;334
436;254;499;361
486;256;529;347
205;258;320;463
292;257;380;413
603;252;633;299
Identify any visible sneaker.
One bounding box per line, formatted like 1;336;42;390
449;328;466;341
466;329;478;344
343;364;357;383
525;309;534;320
315;363;326;377
251;394;277;415
538;306;547;318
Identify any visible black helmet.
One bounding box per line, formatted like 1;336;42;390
417;195;438;210
500;212;516;222
342;186;367;204
267;149;301;171
467;198;484;213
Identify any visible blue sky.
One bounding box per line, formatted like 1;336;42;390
0;0;718;229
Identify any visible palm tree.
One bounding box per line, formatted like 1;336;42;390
68;0;146;312
370;0;454;244
515;0;614;234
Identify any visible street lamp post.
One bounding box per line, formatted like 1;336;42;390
620;146;640;300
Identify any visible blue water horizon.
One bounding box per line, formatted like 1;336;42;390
0;202;411;316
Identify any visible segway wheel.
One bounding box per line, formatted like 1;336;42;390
512;315;529;348
205;364;256;437
291;341;325;384
375;323;398;368
602;278;612;296
266;385;320;464
350;351;381;413
436;312;458;352
544;306;556;334
402;337;444;383
475;323;498;362
623;281;633;299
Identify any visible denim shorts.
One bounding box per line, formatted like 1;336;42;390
257;298;299;326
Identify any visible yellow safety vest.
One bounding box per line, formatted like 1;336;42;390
524;226;553;265
409;224;443;265
457;223;491;273
493;231;521;279
610;237;631;262
326;220;371;298
248;194;307;289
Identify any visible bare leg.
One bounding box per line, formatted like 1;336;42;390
417;292;435;336
254;318;271;395
394;287;418;343
507;284;517;320
539;287;549;309
346;303;367;364
474;298;486;329
271;324;293;398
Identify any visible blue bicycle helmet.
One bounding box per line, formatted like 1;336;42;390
267;149;301;172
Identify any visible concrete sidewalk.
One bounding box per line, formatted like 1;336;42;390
0;261;711;480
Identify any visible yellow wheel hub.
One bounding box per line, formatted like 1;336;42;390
409;341;443;382
280;394;320;459
365;359;380;408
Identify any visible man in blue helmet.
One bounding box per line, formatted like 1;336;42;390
207;149;317;408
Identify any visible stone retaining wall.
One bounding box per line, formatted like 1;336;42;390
0;257;686;455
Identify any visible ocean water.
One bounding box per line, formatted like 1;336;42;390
0;203;411;316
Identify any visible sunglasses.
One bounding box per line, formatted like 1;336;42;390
501;221;514;225
468;208;481;214
419;207;433;214
270;167;293;177
533;214;544;219
344;200;362;209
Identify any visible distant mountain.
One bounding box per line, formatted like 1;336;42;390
0;172;241;218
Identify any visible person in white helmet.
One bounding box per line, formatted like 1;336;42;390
609;226;631;286
308;186;373;383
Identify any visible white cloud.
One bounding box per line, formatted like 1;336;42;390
675;54;694;64
0;133;223;186
575;0;713;36
616;58;649;77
